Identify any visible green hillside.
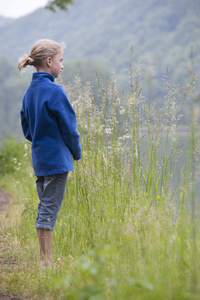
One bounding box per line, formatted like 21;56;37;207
0;0;199;81
0;57;31;139
0;0;199;138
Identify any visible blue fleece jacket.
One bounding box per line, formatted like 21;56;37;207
20;72;82;176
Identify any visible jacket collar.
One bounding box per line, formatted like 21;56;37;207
32;72;55;82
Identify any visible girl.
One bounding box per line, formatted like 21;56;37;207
18;39;82;267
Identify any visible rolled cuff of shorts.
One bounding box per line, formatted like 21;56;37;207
35;224;54;231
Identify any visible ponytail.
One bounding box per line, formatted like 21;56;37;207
18;54;34;72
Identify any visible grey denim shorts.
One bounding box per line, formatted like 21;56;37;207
35;172;68;231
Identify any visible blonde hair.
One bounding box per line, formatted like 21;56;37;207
18;39;65;73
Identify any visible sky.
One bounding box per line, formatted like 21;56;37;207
0;0;48;19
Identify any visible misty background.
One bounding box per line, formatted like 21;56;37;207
0;0;199;138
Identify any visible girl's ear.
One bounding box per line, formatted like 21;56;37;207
46;57;52;67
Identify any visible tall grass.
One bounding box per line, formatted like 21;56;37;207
0;57;200;299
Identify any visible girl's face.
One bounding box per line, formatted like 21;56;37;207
48;50;64;78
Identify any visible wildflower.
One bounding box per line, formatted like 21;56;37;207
24;143;28;150
119;106;125;115
105;127;112;135
13;157;17;164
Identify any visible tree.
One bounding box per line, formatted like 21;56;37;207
45;0;73;12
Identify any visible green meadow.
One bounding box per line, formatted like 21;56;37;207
0;59;200;299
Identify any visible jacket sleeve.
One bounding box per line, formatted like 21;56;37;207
50;86;82;161
20;107;32;142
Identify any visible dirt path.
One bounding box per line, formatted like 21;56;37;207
0;188;10;214
0;189;22;300
0;296;21;300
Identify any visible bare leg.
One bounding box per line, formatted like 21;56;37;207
37;228;53;267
